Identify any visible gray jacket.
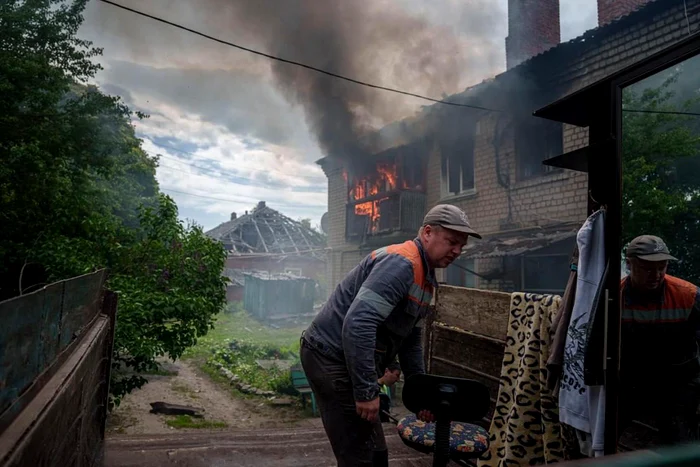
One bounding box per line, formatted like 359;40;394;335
303;238;436;402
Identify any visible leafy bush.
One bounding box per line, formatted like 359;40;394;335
208;339;298;395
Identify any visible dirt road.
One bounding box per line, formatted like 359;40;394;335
106;359;316;435
105;359;429;466
104;426;431;466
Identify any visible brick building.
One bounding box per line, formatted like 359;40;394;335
318;0;700;294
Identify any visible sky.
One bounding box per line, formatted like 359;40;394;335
77;0;599;232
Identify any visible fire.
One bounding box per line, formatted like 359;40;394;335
348;162;398;201
348;161;400;234
354;198;388;233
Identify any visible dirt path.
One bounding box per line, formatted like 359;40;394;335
106;359;318;436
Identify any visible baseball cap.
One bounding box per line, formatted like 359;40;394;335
422;204;482;239
626;235;677;262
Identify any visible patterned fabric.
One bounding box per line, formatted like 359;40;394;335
397;414;489;456
478;293;566;467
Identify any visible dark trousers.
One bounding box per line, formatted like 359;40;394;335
300;339;387;467
618;376;700;445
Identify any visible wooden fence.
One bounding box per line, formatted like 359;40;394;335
0;270;117;467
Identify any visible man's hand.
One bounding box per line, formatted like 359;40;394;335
356;397;380;422
417;410;435;423
378;368;401;386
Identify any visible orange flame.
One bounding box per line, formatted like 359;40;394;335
348;161;403;234
348;159;423;234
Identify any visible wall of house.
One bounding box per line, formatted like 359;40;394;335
598;0;653;27
226;285;244;302
543;0;697;93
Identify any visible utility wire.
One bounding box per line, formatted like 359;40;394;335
99;0;502;113
623;108;700;117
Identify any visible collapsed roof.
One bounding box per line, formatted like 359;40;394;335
205;201;326;258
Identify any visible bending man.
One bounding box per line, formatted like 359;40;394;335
300;204;480;466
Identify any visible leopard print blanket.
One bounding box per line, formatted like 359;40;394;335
478;293;566;466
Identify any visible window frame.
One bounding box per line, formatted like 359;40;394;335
515;118;563;180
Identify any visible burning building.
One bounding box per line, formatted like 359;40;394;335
319;0;692;294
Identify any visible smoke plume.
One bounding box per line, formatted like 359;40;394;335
84;0;506;167
220;1;473;165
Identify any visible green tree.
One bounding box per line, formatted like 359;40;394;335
622;74;700;283
108;195;227;405
0;0;228;406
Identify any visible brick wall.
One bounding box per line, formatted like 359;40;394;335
535;0;698;93
598;0;654;26
506;0;561;69
427;114;589;238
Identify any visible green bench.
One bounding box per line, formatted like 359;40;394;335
291;365;317;416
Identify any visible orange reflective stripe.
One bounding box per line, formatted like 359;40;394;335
385;241;425;285
620;275;697;323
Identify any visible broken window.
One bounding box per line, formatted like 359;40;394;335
440;123;475;197
515;118;562;180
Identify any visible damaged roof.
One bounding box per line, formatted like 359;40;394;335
461;229;578;260
205;201;326;258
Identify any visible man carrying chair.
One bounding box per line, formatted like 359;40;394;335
300;205;480;466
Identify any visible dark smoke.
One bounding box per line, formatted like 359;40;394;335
219;1;478;169
84;0;507;170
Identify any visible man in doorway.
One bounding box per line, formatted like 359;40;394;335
300;204;481;466
619;235;700;445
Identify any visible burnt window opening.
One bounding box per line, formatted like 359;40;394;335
345;148;427;240
440;123;476;197
516;118;563;180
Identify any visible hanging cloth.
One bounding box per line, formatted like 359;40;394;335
547;245;579;393
558;208;607;457
478;293;566;466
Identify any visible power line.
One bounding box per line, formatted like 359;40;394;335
99;0;502;113
623;109;700;117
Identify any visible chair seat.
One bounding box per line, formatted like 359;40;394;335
396;414;489;459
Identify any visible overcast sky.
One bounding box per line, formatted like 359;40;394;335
77;0;598;232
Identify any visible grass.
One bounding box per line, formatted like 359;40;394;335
184;307;307;359
165;415;227;429
181;305;310;400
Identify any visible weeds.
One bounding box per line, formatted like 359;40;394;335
165;415;227;429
